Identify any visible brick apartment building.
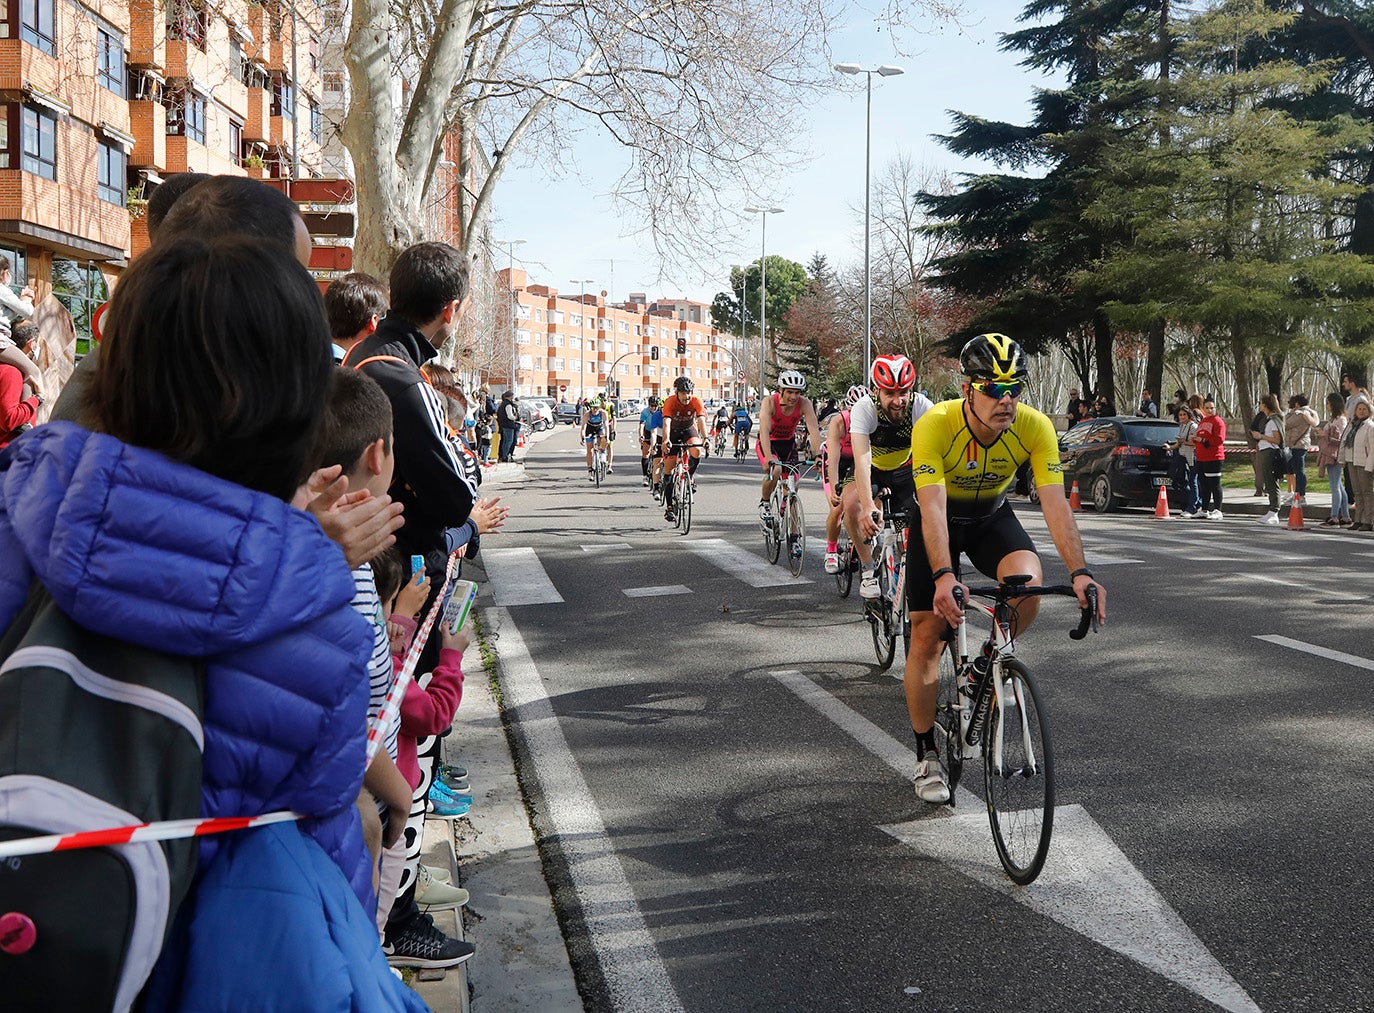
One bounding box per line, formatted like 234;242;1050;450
0;0;323;350
500;268;748;403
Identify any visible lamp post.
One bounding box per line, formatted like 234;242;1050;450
834;62;904;382
502;239;526;393
571;278;595;399
743;205;783;401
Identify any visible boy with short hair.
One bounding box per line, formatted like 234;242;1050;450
325;272;388;363
315;366;474;968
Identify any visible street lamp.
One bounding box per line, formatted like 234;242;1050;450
502;239;526;393
743;204;783;400
571;278;595;399
835;62;904;383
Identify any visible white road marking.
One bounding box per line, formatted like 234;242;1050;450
482;607;683;1013
581;543;632;553
623;585;692;598
1077;554;1143;565
880;807;1260;1013
482;547;565;606
1254;635;1374;672
771;668;1260;1013
685;537;813;588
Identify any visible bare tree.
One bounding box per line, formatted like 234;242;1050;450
340;0;967;277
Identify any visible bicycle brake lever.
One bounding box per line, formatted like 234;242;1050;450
1069;584;1099;640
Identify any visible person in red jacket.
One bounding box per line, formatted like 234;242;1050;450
0;320;41;447
1193;397;1227;519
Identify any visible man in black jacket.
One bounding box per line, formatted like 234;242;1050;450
497;390;522;461
344;242;478;577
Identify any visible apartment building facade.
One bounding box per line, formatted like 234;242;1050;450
500;269;744;402
0;0;323;349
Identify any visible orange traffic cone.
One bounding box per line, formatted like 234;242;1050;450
1287;498;1304;530
1069;480;1083;511
1154;484;1171;519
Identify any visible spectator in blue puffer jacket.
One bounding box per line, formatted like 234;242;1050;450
0;236;422;1006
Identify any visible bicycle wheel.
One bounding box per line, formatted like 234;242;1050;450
763;495;781;564
983;659;1055;885
679;475;693;534
835;534;853;597
933;641;965;798
869;549;896;668
785;491;805;577
594;452;603;488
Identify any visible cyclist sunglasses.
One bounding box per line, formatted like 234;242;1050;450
970;379;1023;399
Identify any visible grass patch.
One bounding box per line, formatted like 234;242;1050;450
471;611;503;708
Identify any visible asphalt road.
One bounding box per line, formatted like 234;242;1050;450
478;425;1374;1013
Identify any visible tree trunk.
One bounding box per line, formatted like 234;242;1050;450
1230;319;1253;418
1092;311;1114;401
1145;319;1165;411
1262;354;1285;398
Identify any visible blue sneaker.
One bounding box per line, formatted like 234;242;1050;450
428;779;471;804
428;786;473;820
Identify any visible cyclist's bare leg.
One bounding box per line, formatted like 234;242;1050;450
606;434;614;469
841;483;880;566
904;611;946;734
584;437;594;469
998;549;1044;636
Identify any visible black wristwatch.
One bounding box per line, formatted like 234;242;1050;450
1070;568;1094;580
932;567;956;581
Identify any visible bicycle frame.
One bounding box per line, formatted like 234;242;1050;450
949;596;1023;773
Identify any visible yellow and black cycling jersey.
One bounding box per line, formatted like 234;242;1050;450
910;399;1063;518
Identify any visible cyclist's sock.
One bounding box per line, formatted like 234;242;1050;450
641;458;649;476
688;455;699;476
826;540;838;552
914;728;937;759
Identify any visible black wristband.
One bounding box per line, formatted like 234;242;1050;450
1070;568;1094;580
932;567;956;581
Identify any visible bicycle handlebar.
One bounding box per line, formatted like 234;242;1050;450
952;580;1099;639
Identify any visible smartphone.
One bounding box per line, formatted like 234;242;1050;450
410;555;427;585
441;580;478;634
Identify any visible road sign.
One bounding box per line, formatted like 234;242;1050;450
559;384;568;391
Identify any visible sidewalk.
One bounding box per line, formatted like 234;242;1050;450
410;420;582;1012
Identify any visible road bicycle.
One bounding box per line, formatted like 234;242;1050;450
734;431;752;460
714;428;728;456
864;486;910;668
662;441;697;535
761;459;813;578
934;576;1098;884
590;440;608;487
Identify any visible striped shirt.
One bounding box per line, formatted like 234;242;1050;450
350;562;400;763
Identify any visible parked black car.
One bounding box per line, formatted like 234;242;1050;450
554;402;581;426
1053;417;1181;512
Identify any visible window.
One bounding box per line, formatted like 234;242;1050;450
229;39;243;82
570;313;582;327
309;99;321;144
0;244;28;289
96;141;126;205
97;28;126;97
515;304;530;319
618;341;629;354
21;106;56;181
20;0;55;55
309;34;319;73
168;0;207;50
531;333;542;346
229;120;242;164
271;74;295;117
568;336;581;350
619;320;628;333
168;92;206;143
323;3;344;29
550;310;564;324
323;72;345;94
52;260;109;358
533;308;543;322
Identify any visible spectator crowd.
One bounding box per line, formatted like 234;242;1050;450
0;174;513;1009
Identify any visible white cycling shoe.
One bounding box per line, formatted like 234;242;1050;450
823;552;840;574
914;753;950;804
859;571;880;599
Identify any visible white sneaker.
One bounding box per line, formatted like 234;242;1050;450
859;570;880;599
1260;511;1281;526
642;475;650;487
824;551;840;574
1180;510;1200;519
1281;492;1294;506
914;752;950;804
1207;509;1223;520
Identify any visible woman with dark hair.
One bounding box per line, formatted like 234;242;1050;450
0;236;423;1008
1254;394;1284;524
1282;393;1319;507
1194;397;1227;519
1315;392;1350;526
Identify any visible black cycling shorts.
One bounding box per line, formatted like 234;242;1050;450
870;466;915;518
904;500;1038;613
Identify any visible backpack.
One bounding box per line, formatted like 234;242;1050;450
0;584;205;1012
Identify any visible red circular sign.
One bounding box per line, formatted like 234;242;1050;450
559;384;568;391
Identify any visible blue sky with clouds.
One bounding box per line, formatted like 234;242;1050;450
490;0;1062;305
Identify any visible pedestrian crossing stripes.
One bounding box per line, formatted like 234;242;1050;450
685;538;813;588
483;547;565;606
623;585;692;598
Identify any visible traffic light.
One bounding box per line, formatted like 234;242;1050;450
650;346;659;360
675;337;687;355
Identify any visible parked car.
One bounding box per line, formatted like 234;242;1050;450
554;402;581;426
518;398;554;432
1051;416;1180;512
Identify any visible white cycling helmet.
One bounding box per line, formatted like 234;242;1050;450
778;370;807;391
845;385;868;407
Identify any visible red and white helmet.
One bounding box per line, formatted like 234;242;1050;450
870;354;915;392
845;385;868;407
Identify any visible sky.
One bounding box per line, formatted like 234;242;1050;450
490;0;1061;307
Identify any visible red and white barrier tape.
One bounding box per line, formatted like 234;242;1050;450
0;810;302;860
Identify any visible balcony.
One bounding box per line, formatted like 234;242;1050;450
245;86;271;142
128;0;166;70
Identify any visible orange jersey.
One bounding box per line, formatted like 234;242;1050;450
661;394;705;436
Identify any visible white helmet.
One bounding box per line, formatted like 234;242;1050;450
845;385;868;407
778;370;807;391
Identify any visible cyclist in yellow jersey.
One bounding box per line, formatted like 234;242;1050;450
903;334;1107;804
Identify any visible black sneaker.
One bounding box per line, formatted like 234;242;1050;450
385;918;476;968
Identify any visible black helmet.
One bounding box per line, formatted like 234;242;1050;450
960;333;1028;383
648;395;661;408
674;376;694;395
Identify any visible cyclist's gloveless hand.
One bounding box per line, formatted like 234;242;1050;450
934;572;968;627
859;505;881;541
1074;573;1106;627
